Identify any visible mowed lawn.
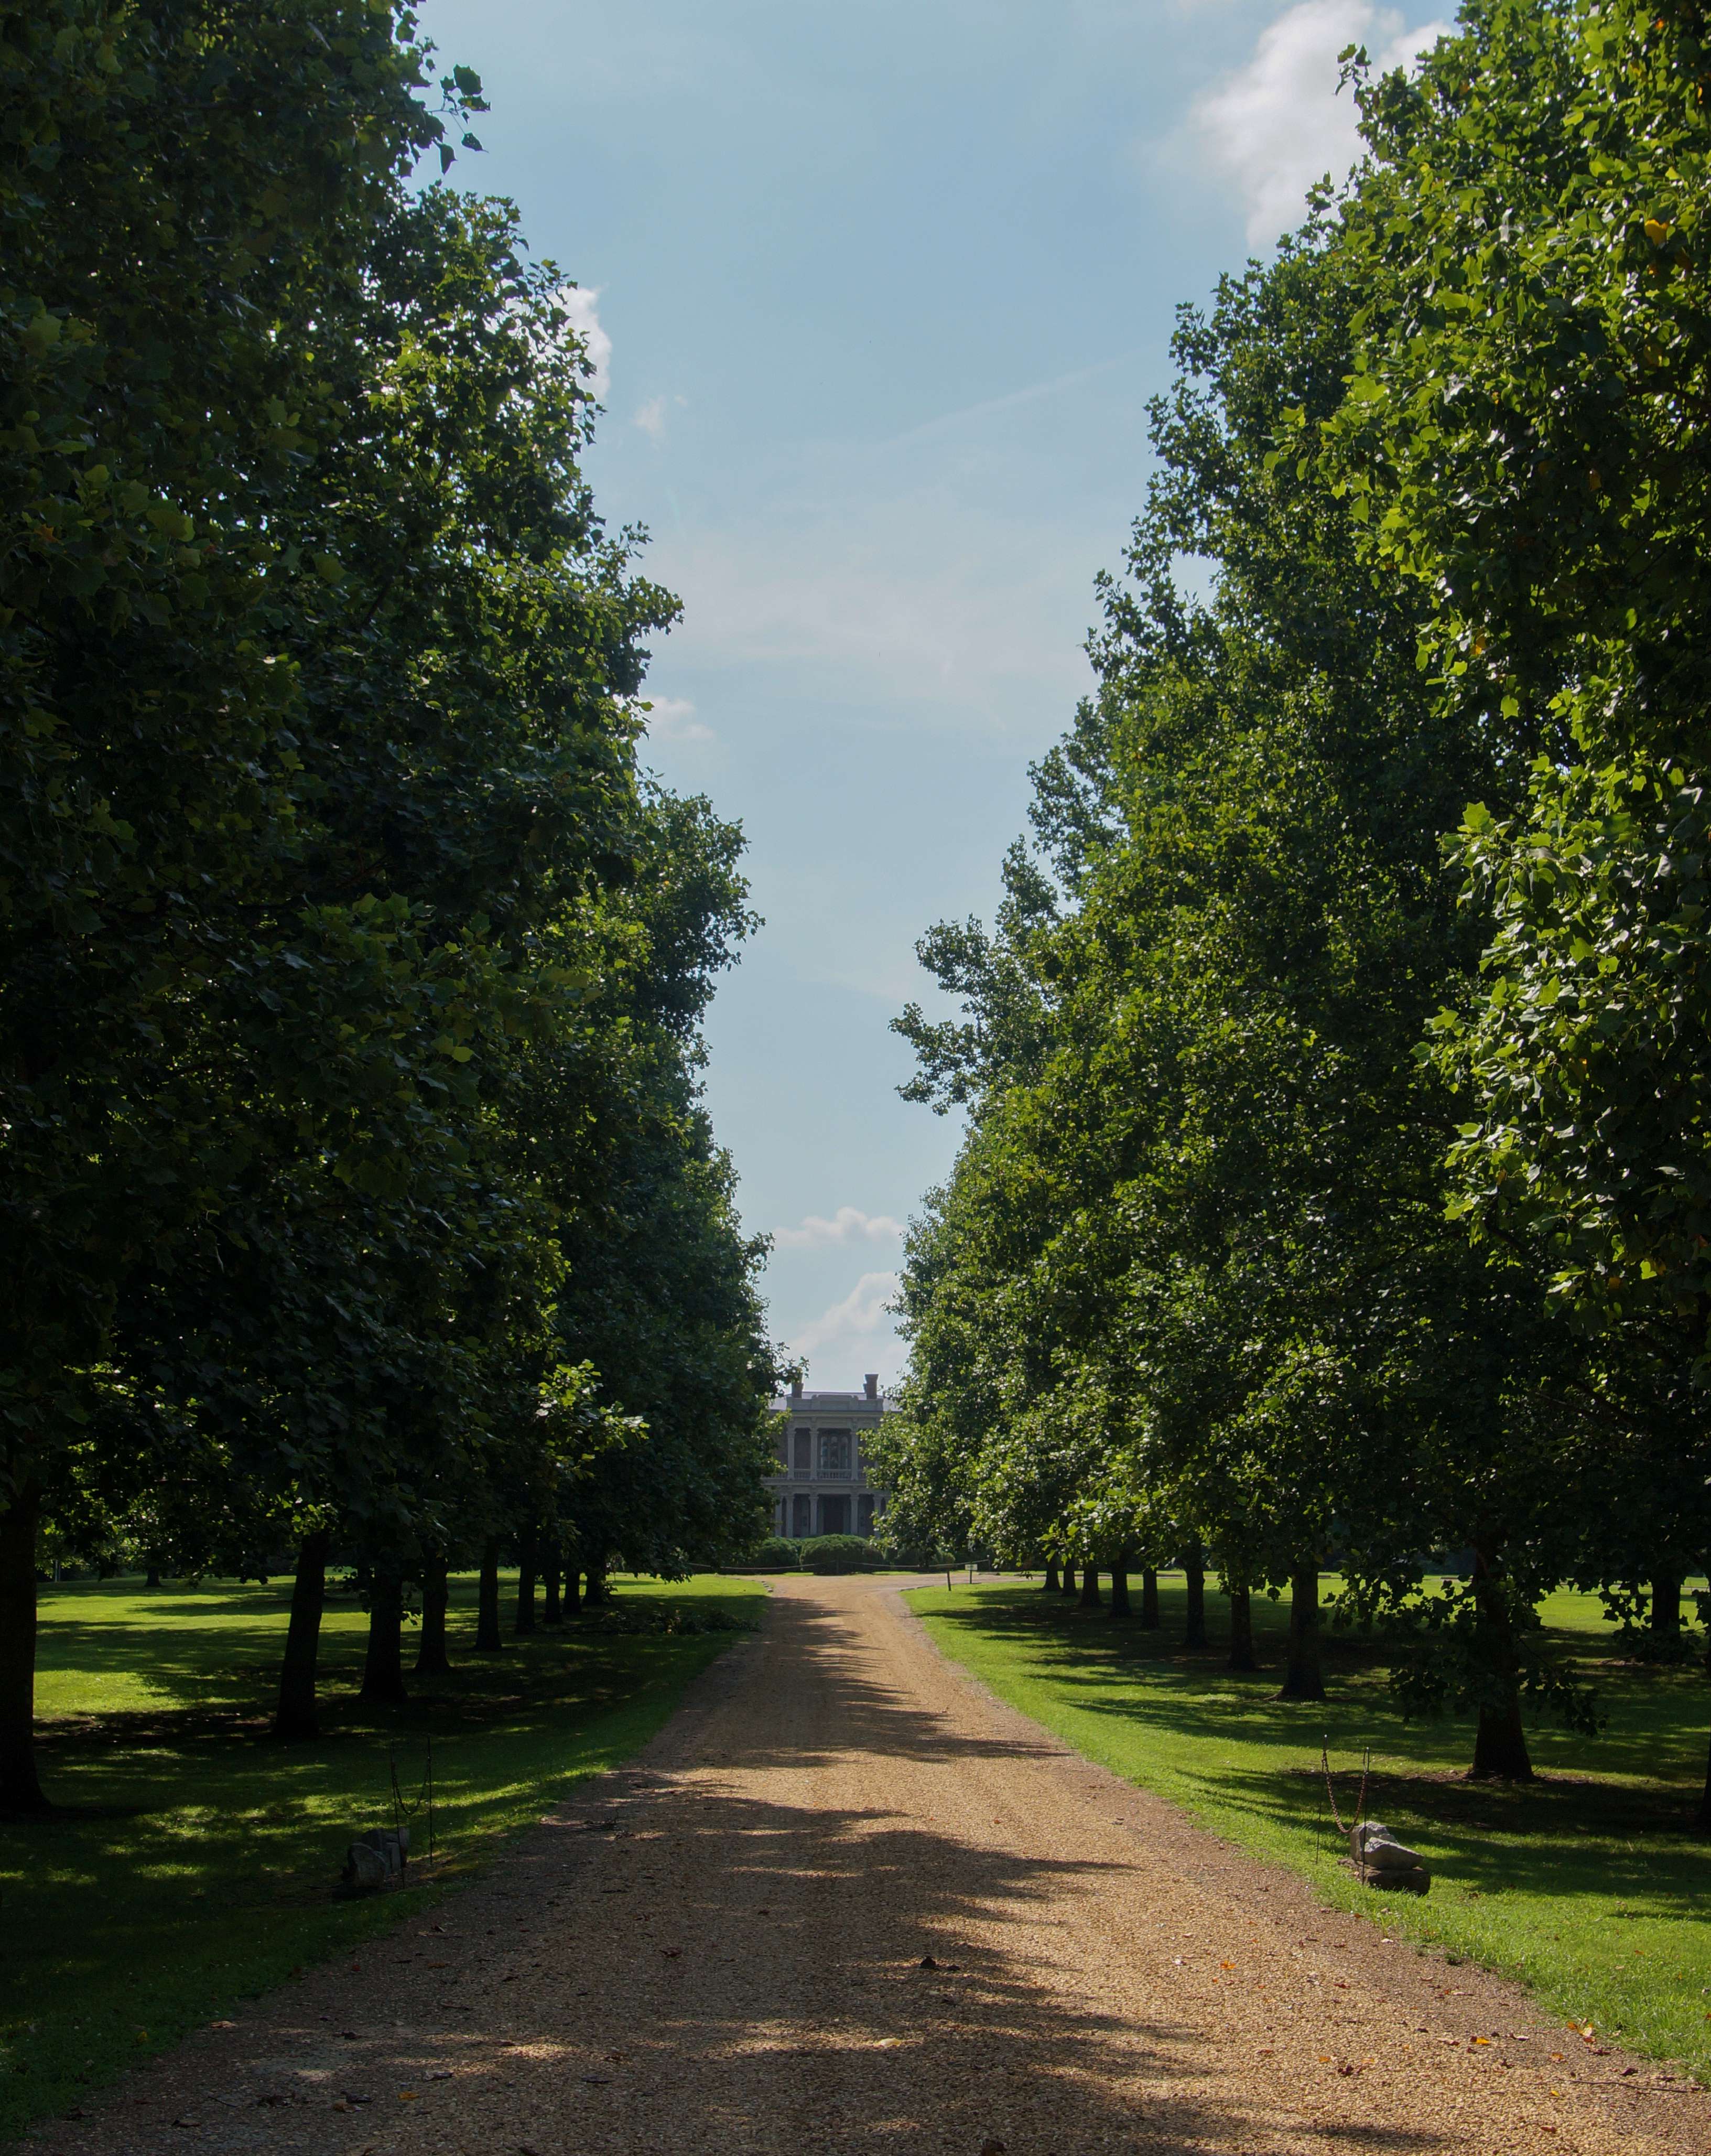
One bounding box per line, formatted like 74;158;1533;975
910;1576;1711;2081
0;1571;764;2141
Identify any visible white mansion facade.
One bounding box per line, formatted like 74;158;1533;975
767;1376;892;1539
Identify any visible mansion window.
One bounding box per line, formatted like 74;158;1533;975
818;1428;852;1477
792;1427;811;1475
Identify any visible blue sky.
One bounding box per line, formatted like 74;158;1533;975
420;0;1450;1387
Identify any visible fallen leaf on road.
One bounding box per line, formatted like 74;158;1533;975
660;1948;681;1958
171;2117;200;2129
397;2089;419;2100
981;2139;1007;2154
581;2075;612;2086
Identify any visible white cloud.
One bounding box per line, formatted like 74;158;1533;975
772;1206;905;1251
636;693;715;746
635;392;688;443
561;285;612;400
791;1269;902;1379
1194;2;1450;245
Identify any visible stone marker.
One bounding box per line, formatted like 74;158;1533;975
1349;1817;1430;1894
342;1824;409;1894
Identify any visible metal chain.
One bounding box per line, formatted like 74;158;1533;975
1321;1738;1371;1879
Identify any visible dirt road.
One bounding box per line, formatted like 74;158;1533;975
39;1576;1711;2155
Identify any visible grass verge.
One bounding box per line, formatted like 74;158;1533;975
0;1570;763;2141
907;1576;1711;2079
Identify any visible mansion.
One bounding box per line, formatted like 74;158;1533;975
767;1376;892;1539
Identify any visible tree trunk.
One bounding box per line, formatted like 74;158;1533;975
1079;1564;1101;1609
1468;1549;1532;1779
1471;1687;1533;1779
144;1561;161;1590
1140;1568;1160;1628
477;1536;503;1651
360;1569;408;1706
1280;1566;1325;1699
272;1528;330;1740
1058;1560;1078;1596
415;1553;451;1676
1184;1543;1207;1648
1227;1579;1257;1672
1043;1561;1060;1592
1652;1571;1683;1637
584;1561;608;1607
515;1522;538;1636
0;1479;49;1815
543;1538;563;1626
566;1565;582;1614
1110;1557;1132;1620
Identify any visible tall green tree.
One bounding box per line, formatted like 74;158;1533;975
0;0;479;1813
889;222;1600;1773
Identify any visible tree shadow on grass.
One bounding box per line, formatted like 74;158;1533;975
919;1586;1711;1914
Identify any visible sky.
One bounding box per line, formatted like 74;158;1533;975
419;0;1452;1389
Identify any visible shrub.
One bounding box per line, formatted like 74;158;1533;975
800;1534;882;1575
751;1536;803;1570
882;1545;959;1572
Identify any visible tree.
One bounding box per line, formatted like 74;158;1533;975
0;0;472;1814
1314;0;1711;1809
884;215;1600;1777
1;4;779;1811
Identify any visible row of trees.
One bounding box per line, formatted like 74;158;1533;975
0;1;781;1813
870;0;1711;1809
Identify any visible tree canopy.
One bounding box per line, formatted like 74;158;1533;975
874;0;1711;1806
0;0;782;1814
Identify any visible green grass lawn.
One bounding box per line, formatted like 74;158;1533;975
909;1575;1711;2079
0;1570;764;2142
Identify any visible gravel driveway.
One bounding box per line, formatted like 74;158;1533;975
34;1574;1711;2156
